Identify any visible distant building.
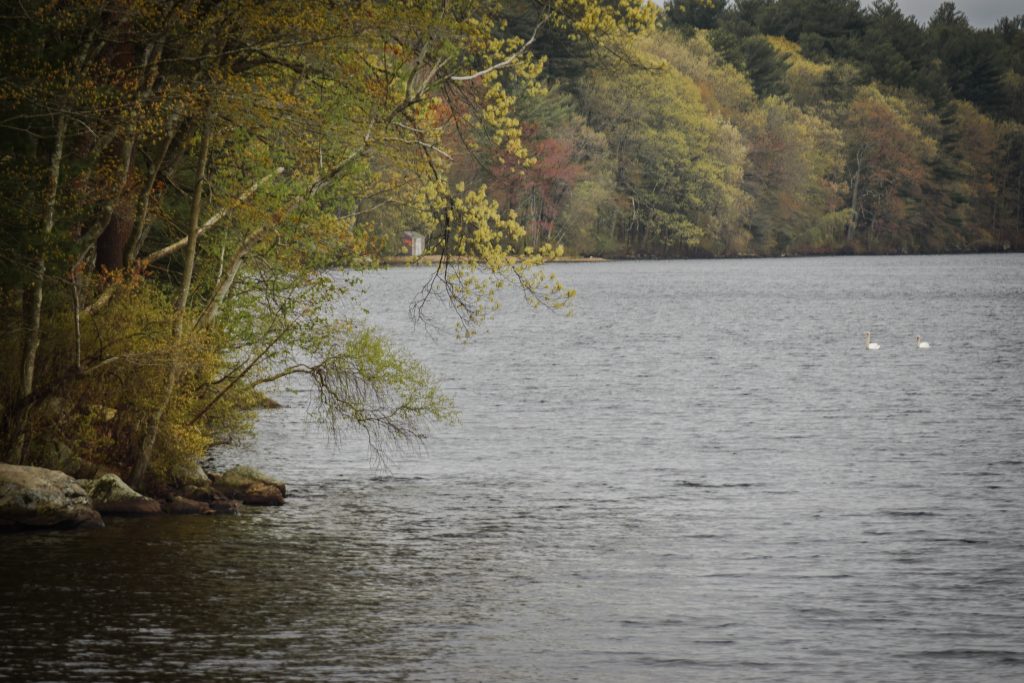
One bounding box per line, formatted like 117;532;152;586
401;231;424;257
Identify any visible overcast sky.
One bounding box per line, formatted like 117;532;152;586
658;2;1021;29
893;0;1020;27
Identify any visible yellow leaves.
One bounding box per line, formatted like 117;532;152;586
412;176;574;336
4;0;668;473
549;0;658;42
478;82;532;164
764;35;802;55
847;85;938;166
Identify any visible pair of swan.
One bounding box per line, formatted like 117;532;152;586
863;332;930;350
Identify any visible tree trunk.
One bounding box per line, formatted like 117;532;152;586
88;136;135;269
129;114;213;488
71;268;82;372
126;121;179;265
12;114;68;463
847;148;863;243
1016;169;1022;240
197;228;261;327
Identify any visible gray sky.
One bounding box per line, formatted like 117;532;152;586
892;0;1021;27
658;1;1022;29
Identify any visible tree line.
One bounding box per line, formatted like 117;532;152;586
442;0;1024;257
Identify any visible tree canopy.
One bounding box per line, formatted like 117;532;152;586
0;0;655;486
2;0;1022;486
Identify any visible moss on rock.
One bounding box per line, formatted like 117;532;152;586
77;474;161;515
0;464;103;529
212;466;285;506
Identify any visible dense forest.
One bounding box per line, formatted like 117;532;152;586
0;1;1021;489
440;0;1024;258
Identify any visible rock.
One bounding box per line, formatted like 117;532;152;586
238;482;285;506
173;484;241;514
177;483;217;502
71;458;102;480
77;474;161;515
169;460;212;489
222;465;286;495
0;464;103;530
208;498;242;514
34;440;84;477
212;465;286;506
158;460;222;505
162;496;213;515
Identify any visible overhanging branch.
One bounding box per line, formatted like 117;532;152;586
142;166;284;264
449;19;545;82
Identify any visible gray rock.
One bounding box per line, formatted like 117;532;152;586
212;465;286;506
0;464;103;529
169;460;212;489
77;474;161;515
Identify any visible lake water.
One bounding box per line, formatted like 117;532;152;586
2;255;1024;682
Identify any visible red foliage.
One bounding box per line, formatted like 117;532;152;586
487;125;584;242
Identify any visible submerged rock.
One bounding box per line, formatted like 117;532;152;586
0;464;103;530
208;498;242;514
212;466;286;506
162;496;213;515
172;483;241;514
77;474;161;515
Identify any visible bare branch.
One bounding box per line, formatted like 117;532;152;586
450;19;545;81
142;166;284;264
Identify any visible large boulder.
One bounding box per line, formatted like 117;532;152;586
0;464;103;529
78;474;161;515
211;465;286;506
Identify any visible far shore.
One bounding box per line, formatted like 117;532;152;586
382;255;610;266
381;248;1020;267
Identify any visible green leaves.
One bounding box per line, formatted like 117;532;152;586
578;31;748;256
298;324;456;467
1;0;663;478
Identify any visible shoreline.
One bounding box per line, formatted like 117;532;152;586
381;255;611;266
381;248;1020;267
0;463;286;532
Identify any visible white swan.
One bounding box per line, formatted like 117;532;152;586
915;335;931;349
864;331;880;350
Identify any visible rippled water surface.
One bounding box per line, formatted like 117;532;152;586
3;255;1024;682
